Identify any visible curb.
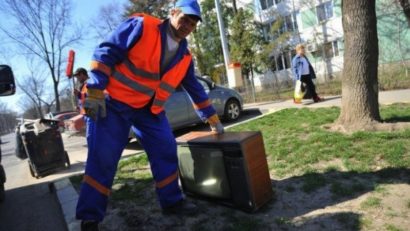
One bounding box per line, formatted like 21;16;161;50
225;108;284;129
54;178;80;231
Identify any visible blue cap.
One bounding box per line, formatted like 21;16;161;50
175;0;202;21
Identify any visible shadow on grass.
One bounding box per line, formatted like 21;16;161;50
261;167;410;230
383;115;410;123
104;167;408;230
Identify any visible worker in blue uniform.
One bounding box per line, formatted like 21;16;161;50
76;0;224;230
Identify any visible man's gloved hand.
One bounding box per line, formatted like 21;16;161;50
84;88;106;121
207;114;224;134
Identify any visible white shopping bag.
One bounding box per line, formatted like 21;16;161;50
294;80;304;103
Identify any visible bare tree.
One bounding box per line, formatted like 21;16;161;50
0;0;82;112
0;102;17;134
91;1;126;40
17;62;55;118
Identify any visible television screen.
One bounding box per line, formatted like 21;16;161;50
178;145;231;199
177;131;273;212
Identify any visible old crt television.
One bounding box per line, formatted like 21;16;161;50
176;131;273;212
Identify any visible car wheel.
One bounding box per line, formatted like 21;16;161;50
0;183;5;202
224;99;241;121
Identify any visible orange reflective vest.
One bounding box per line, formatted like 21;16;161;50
94;13;192;114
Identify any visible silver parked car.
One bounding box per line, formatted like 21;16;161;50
165;76;243;130
129;76;243;139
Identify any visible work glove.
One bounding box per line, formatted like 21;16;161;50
84;88;106;121
207;114;224;134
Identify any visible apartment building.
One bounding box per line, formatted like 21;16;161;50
252;0;410;87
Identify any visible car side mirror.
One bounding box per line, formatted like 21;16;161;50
0;65;16;96
211;82;216;89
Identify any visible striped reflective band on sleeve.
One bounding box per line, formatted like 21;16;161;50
156;171;178;189
159;82;175;94
112;71;155;97
83;175;111;196
90;61;112;76
194;99;211;110
152;99;165;107
123;59;160;80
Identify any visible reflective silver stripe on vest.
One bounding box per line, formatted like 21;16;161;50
112;71;155;97
159;82;175;94
123;59;160;80
152;99;166;107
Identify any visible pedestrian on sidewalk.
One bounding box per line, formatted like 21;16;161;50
291;44;323;103
76;0;224;230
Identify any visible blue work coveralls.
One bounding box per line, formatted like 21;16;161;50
76;16;216;222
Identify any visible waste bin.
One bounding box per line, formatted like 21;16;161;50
15;125;27;160
20;119;70;178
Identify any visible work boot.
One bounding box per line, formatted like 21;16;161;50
81;220;99;231
313;96;324;103
162;200;199;216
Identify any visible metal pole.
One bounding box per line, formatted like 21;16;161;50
215;0;230;72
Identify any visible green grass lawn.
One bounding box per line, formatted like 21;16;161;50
229;103;410;177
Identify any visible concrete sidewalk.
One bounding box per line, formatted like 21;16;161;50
244;89;410;114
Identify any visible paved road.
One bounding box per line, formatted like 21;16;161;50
0;133;67;231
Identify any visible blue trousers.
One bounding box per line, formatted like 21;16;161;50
76;98;183;222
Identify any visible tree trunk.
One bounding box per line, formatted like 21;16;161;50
53;81;61;112
337;0;380;130
232;0;238;14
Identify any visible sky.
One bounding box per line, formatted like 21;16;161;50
0;0;127;113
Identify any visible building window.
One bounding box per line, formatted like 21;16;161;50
267;0;274;8
285;15;294;32
293;12;299;31
276;55;284;71
260;0;278;10
338;39;344;53
333;41;339;57
323;40;341;59
323;42;334;59
284;52;291;69
316;1;333;22
273;52;292;71
310;44;323;61
285;13;298;32
260;0;267;10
